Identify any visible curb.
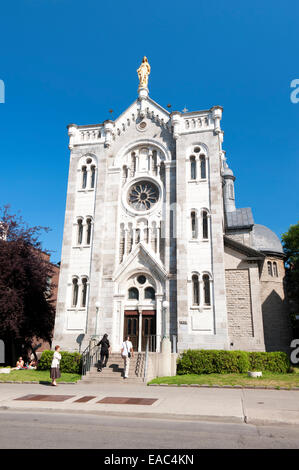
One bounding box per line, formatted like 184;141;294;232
147;384;299;391
0;405;244;424
0;381;78;385
1;405;298;427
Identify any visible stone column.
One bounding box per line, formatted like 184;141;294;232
155;295;163;352
138;308;142;352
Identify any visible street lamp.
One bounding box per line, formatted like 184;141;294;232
162;300;169;338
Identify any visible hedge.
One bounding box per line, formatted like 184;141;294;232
37;350;82;374
248;351;290;373
177;350;290;375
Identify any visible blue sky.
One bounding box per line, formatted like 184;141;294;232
0;0;298;263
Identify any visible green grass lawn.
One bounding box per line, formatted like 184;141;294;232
0;369;81;383
149;371;299;389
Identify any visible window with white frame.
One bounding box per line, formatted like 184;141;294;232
190;156;196;180
77;219;83;245
81;277;88;307
192;274;200;306
72;278;79;307
79;156;97;190
200;155;206;179
188;146;207;181
86;218;92;245
191;211;198;239
71;276;89;308
202;210;209;240
203;274;211;305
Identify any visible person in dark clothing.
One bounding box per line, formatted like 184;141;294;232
97;334;110;372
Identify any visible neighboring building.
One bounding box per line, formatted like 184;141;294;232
53;58;291;354
32;253;60;353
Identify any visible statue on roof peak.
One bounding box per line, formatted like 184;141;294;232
137;56;151;88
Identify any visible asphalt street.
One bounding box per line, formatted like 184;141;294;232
0;411;299;449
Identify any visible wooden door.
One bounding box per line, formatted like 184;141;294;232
124;314;138;351
142;314;156;351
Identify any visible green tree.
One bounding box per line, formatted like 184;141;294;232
0;206;55;365
282;221;299;314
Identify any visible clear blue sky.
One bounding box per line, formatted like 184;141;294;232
0;1;298;263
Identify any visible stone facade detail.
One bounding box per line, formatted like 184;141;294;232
225;269;254;338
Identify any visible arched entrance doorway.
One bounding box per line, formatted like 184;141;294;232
124;275;157;351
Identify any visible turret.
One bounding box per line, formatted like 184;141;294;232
223;162;236;213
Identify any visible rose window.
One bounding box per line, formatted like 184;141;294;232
128;180;159;211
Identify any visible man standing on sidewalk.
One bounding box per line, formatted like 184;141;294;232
121;336;134;380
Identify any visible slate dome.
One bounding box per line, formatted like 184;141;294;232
252;224;284;254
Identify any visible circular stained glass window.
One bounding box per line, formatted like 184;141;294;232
128;180;159;211
137;275;146;285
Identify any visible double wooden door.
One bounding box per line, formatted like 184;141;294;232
124;311;156;351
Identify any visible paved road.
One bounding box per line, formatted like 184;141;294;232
0;411;299;449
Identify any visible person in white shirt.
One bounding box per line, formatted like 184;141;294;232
121;336;134;379
50;345;61;386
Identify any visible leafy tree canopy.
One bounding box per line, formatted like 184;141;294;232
282;221;299;309
0;206;55;349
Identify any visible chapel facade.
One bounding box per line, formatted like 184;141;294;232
53;58;291;353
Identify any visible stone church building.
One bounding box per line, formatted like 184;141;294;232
53;59;291;354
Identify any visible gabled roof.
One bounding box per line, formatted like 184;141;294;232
113;241;168;282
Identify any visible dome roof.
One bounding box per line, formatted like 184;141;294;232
252;224;284;254
223;166;234;177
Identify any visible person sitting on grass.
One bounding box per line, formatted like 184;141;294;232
27;359;38;369
12;357;25;370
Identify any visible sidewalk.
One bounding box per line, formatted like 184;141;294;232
0;382;299;426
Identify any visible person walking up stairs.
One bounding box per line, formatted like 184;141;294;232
121;336;134;380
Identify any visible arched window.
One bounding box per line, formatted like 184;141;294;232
202;211;208;239
203;274;211;305
191;211;197;239
131;152;136;175
145;287;155;300
192;274;200;306
90;165;96;188
267;261;273;276
128;287;139;300
79;156;97;191
82;166;87;189
200;155;206;179
86;218;92;245
190;156;196;180
77;219;83;245
273;262;278;277
81;277;88;307
72;278;79;307
122;165;128;180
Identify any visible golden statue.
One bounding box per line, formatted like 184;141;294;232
137;56;151;88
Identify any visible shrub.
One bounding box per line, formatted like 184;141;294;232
38;350;82;374
177;349;250;375
248;351;290;373
177;349;290;375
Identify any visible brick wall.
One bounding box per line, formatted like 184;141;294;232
225;269;254;338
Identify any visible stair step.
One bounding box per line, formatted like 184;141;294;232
81;378;144;384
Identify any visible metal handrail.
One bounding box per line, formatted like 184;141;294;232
81;340;101;376
143;337;149;381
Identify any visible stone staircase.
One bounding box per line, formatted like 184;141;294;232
80;352;146;384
